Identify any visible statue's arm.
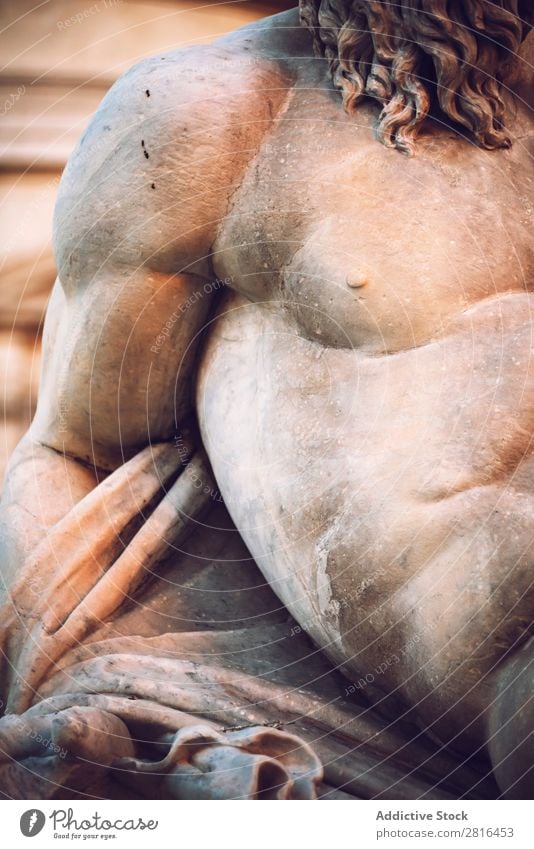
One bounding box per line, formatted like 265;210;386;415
0;39;287;582
0;263;212;581
0;45;249;582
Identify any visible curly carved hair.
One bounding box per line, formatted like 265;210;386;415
299;0;533;154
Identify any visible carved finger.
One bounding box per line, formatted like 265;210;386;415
9;452;215;711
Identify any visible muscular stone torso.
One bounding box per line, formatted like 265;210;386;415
35;10;534;754
196;43;534;746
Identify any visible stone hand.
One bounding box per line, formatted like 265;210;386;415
1;441;215;714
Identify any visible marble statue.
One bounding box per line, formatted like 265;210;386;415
0;1;532;800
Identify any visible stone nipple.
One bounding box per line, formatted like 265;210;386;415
346;273;369;289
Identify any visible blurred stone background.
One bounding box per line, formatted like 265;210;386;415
0;0;294;483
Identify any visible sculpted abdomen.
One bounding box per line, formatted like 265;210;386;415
197;290;534;742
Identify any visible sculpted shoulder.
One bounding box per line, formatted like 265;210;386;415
53;35;296;290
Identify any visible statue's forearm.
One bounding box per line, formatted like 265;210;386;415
0;434;100;593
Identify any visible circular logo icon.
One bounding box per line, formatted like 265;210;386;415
20;810;46;837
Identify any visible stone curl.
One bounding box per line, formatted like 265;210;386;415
299;0;533;153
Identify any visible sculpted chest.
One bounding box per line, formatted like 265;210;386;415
212;105;534;354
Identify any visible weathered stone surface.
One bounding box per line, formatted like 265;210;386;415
0;3;532;799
